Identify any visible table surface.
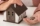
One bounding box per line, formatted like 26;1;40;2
0;7;40;26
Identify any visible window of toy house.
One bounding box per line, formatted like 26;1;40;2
12;12;14;16
8;11;10;15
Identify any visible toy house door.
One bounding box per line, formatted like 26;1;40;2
6;8;15;23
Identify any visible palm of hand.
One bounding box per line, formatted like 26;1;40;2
34;11;40;22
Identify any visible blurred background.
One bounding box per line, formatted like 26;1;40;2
0;0;40;26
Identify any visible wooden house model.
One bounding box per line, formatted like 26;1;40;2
3;4;27;24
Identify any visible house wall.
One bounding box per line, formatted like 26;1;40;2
15;13;19;23
3;11;6;20
19;11;26;22
15;11;26;23
6;7;15;22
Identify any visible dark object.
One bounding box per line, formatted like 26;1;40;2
11;4;27;16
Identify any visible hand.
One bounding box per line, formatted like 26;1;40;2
23;18;38;24
35;11;40;22
0;0;4;4
16;0;23;6
23;11;40;24
34;4;40;14
8;0;23;6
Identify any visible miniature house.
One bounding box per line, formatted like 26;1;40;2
3;4;27;23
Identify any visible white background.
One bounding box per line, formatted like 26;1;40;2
21;0;33;6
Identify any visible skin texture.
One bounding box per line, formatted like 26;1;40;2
32;0;40;6
23;4;40;24
0;0;4;4
0;0;23;11
34;4;40;14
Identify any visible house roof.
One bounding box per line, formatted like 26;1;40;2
7;4;27;16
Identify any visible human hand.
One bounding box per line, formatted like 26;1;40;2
35;11;40;22
0;0;8;4
23;11;40;24
8;0;23;6
34;3;40;14
0;0;4;4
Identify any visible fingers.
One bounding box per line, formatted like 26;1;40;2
23;18;27;21
23;18;30;24
23;17;38;24
23;18;34;24
8;0;23;6
16;3;23;6
36;11;40;22
16;0;23;6
16;2;23;6
34;11;40;21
